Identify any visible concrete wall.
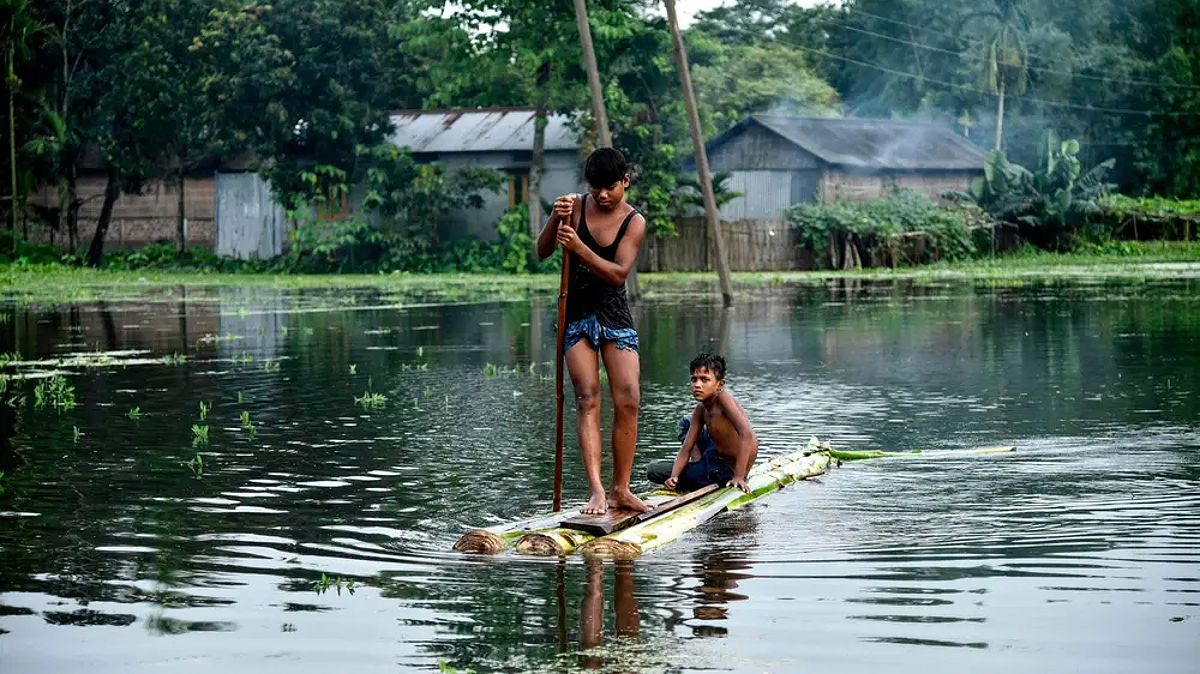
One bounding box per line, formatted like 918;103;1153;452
28;174;216;249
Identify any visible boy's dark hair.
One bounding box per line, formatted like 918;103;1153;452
689;353;726;381
584;147;628;188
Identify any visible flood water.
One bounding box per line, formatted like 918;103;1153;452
1;277;1197;673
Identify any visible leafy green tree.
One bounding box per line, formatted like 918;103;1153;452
691;42;840;136
2;0;45;247
196;0;407;213
24;0;114;252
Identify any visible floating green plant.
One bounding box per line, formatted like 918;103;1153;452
73;426;82;443
303;327;314;336
191;424;209;447
127;406;142;420
235;352;254;364
313;573;356;596
236;391;244;404
348;363;357;375
416;346;424;358
355;391;387;410
185;453;205;477
198;401;210;421
261;360;281;373
161;353;187;365
0;351;20;367
483;363;498;378
423;385;432;398
33;375;75;411
239;410;252;430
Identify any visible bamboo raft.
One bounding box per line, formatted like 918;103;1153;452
452;441;1016;559
453;438;837;559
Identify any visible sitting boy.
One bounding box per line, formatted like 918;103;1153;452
646;354;759;493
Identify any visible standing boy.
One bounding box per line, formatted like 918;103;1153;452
537;148;649;514
647;354;759;493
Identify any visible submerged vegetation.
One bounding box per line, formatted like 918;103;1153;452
33;375;76;411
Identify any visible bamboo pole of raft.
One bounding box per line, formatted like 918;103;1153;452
828;445;1016;462
513;441;834;557
578;443;834;559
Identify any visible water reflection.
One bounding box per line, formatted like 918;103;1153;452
0;278;1197;673
578;559;640;670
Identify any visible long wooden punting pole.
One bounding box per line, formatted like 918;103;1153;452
553;247;571;512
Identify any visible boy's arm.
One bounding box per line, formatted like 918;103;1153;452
665;405;705;489
720;392;758;492
557;211;645;286
536;194;577;260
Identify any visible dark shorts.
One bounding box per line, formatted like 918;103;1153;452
563;315;639;353
646;417;734;492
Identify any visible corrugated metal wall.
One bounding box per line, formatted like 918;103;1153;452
215;172;287;260
720;170;815;220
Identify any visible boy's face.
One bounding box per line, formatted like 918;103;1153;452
589;175;630;211
690;366;723;401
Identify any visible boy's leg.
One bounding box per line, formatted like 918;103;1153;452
566;340;607;514
601;340;650;512
645;459;674;484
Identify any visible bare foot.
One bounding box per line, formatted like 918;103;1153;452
582;491;608;515
608;487;652;513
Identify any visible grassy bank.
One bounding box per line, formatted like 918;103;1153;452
2;241;1197;306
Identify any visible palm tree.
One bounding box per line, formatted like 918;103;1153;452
958;0;1031;151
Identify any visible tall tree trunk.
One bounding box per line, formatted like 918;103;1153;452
7;37;16;253
573;0;610;149
572;0;638;300
528;61;550;240
64;165;78;252
664;0;733;307
176;167;186;255
86;168;118;268
994;78;1005;151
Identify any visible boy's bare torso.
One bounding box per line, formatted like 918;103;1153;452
696;391;749;464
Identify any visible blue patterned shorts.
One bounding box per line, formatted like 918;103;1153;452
563;315;639;353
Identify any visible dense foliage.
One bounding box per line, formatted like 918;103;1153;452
788;190;984;268
1;0;1198;269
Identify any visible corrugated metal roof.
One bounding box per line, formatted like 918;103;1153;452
712;115;985;171
387;108;578;154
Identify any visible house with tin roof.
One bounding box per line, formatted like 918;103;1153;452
387;108;582;240
696;115;986;221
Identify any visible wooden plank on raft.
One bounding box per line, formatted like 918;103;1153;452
560;483;721;536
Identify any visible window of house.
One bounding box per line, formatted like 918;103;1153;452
508;171;530;209
317;190;350;221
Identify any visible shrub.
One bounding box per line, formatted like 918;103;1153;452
1100;195;1200;241
787;190;980;269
